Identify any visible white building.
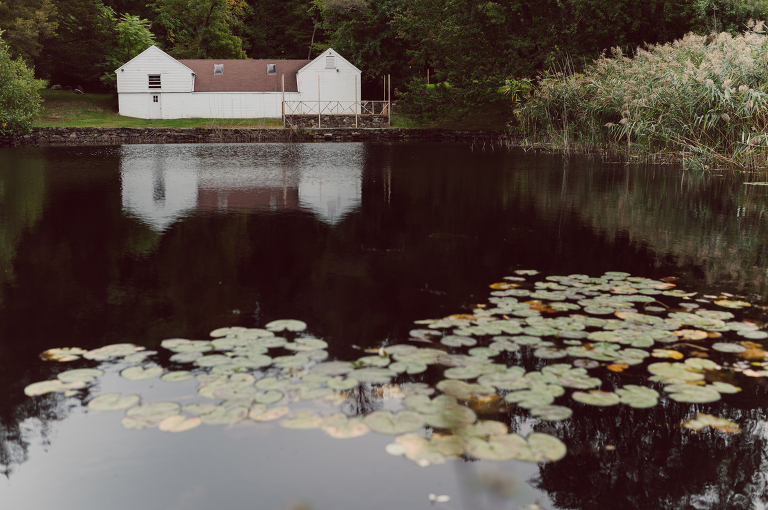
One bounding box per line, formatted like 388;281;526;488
115;46;362;120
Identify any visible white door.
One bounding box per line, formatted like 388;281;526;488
149;94;162;119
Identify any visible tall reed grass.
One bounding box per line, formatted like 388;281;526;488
516;21;768;170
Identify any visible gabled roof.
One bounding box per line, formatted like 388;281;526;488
298;48;361;74
178;59;309;92
116;45;194;74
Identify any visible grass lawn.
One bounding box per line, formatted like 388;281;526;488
36;89;508;131
36;89;283;129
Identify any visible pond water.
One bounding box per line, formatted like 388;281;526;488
1;142;768;510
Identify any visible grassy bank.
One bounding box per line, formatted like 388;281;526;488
515;22;768;170
36;89;506;131
36;89;283;129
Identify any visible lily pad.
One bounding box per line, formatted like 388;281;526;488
84;343;143;361
364;410;425;435
441;335;477;347
265;319;307;332
87;393;140;411
57;368;104;383
122;402;181;429
280;411;324;429
388;360;428;374
160;371;194;382
683;413;741;433
327;377;360;390
712;343;747;353
351;367;396;383
310;361;355;376
616;385;659;408
572;391;620;406
120;366;163;380
158;415;201;433
320;414;370;438
40;347;87;362
664;384;721;403
248;405;290;422
529;405;573;421
504;390;555;408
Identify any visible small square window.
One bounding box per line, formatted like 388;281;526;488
267;64;277;75
213;64;223;75
153;95;158;103
325;56;335;69
148;75;161;89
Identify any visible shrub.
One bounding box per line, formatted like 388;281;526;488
0;31;43;135
516;21;768;168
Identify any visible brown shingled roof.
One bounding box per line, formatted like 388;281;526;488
178;59;309;92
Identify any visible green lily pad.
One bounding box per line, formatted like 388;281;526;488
443;366;484;380
529;405;573;421
169;351;203;363
533;347;568;359
572;391;620;406
647;362;705;383
280;411;324;429
255;390;284;404
194;355;234;367
248;405;290;422
388;361;428;374
327;377;360;390
272;355;310;368
711;382;740;393
465;433;528;461
441;335;477;347
84;343;143;361
160;339;213;353
665;384;721;403
160;371;194;382
436;379;495;399
364;410;425;435
199;405;248;425
468;347;500;358
310;361;355;376
739;331;768;340
122;402;181;429
87;393;140;411
120;366;163;380
319;414;370;438
124;351;156;363
528;432;568;462
284;338;328;351
504;390;555;408
158;415;201;433
57;368;104;383
712;343;747;353
616;385;659;408
356;355;391;367
265;319;307;332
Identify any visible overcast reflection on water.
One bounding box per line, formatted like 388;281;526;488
1;143;768;510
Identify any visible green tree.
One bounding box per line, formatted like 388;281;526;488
0;0;57;63
152;0;247;59
0;31;43;134
100;10;156;88
241;0;318;59
35;0;114;89
315;0;407;95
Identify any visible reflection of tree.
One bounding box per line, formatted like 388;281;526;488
339;384;384;417
533;403;768;510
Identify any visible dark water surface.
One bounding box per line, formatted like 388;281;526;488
1;143;768;510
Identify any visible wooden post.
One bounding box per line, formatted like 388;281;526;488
318;75;321;128
355;75;358;128
388;74;391;127
281;75;285;127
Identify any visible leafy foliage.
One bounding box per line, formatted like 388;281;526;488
0;31;43;134
100;10;156;88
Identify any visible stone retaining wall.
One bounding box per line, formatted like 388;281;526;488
0;126;507;148
284;115;390;129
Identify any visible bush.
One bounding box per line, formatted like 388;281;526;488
516;21;768;168
0;32;43;135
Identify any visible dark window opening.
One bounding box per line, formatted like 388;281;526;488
148;75;161;89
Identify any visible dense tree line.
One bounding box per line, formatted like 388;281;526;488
1;0;767;116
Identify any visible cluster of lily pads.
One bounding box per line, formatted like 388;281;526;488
26;271;766;467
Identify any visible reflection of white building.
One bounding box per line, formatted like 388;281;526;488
120;144;363;231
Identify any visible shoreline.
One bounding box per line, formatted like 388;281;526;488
0;126;507;148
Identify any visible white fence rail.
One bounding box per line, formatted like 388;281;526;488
283;101;390;116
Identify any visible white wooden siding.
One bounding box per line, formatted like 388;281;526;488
119;92;301;119
116;46;194;93
297;49;361;104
